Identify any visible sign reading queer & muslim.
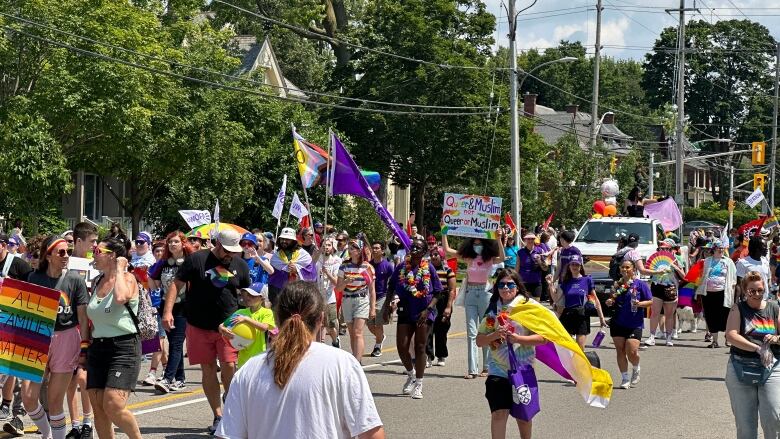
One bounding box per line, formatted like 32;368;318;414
441;193;502;239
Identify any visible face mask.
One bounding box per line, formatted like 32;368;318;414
473;245;483;254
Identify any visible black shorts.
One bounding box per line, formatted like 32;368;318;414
560;308;591;336
609;325;643;340
87;334;141;391
485;375;513;412
651;283;678;302
523;283;542;298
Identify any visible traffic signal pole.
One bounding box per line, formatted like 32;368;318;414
729;165;734;229
771;43;779;210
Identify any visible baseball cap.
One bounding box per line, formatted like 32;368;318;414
7;237;18;246
278;227;297;241
263;232;274;242
659;239;673;248
217;229;242;253
0;233;8;243
426;235;436;244
314;222;323;228
569;254;583;265
240;232;258;247
241;282;269;298
135;232;152;245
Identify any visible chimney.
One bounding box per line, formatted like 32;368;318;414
565;104;578;115
603;112;615;125
523;93;537;118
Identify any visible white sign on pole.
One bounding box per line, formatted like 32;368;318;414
289;193;309;220
272;175;287;220
746;188;765;208
178;210;212;229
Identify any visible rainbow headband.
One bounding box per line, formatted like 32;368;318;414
46;239;67;254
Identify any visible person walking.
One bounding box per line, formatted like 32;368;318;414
161;229;251;435
86;238;142;439
725;271;780;439
427;247;456;366
384;237;444;399
477;268;546;439
645;239;685;347
697;241;737;348
368;241;394;357
216;281;384;439
606;260;652;389
336;239;376;362
316;237;342;347
441;231;504;379
555;254;607;350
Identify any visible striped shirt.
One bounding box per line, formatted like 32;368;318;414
338;262;374;294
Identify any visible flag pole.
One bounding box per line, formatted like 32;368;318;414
324;129;332;232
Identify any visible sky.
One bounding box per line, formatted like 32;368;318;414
484;0;780;61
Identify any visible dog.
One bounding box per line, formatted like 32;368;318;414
677;306;704;333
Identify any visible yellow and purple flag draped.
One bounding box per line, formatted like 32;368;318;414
0;278;60;383
507;299;613;408
330;133;411;251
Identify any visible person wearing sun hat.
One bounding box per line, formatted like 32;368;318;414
161;228;251;435
268;228;317;305
644;238;686;347
218;282;276;369
696;235;737;349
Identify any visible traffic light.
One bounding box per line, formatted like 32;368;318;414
609;156;618;174
754;173;768;192
752;141;766;165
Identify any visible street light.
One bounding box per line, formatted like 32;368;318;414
513;55;578;228
592;111;614;140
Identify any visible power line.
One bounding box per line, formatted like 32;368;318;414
1;25;494;117
0;12;493;111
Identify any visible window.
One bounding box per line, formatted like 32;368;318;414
83;174;103;220
575;222;654;244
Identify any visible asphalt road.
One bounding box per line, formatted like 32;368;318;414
4;310;745;439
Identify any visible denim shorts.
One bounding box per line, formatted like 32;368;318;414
87;334;141;391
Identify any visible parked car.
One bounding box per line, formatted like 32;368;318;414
682;220;721;237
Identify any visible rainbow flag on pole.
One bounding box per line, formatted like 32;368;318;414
0;278;60;383
508;298;613;408
293;130;329;188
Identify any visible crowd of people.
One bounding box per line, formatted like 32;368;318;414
0;215;778;439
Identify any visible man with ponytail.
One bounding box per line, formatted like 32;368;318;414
217;281;385;439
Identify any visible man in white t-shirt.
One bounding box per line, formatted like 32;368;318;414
217;336;383;439
735;237;771;299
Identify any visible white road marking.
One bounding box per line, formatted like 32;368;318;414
133;397;208;416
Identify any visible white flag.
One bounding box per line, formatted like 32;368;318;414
746;188;765;208
272;175;287;220
289;193;309;220
213;199;220;236
178;210;211;229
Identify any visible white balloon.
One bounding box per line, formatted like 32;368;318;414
600;179;619;198
605;197;617;206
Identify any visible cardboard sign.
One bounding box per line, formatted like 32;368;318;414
441;193;502;239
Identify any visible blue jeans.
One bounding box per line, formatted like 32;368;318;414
163;314;187;382
465;283;491;375
725;358;780;439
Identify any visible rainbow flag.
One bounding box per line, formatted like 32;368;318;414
293;130;329;188
508;298;613;408
764;215;779;231
678;282;697;307
0;278;60;383
207;266;235;288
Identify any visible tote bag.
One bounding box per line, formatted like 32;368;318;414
507;343;541;421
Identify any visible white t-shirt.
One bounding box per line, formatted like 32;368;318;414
216;342;382;439
735;255;770;299
317;255;341;304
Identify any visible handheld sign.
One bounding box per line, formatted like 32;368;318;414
441;193;502;239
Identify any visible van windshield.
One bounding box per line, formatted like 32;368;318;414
575;222;654;244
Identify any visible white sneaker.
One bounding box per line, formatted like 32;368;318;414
619;376;631;389
630;369;640;386
672;329;680;339
411;382;423;399
425;360;432;368
142;372;157;386
402;376;416;395
644;336;655;346
436;357;446;367
665;337;674;347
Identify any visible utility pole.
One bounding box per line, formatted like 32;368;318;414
771;43;779;210
508;0;521;228
648;152;654;198
674;0;688;233
589;0;603;149
729;165;734;230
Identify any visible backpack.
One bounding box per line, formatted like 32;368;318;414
608;248;631;281
94;273;158;340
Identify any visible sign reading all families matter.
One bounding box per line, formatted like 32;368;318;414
0;278;60;383
441;193;502;239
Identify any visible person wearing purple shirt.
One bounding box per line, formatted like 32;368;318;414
606;259;653;389
517;232;544;298
555;230;581;282
368;241;394;357
555;254;607;350
383;237;443;400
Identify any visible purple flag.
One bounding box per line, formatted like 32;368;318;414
642;197;682;232
331;133;412;251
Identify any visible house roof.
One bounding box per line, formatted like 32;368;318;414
532;108;633;156
234;36;307;99
645;125;708;171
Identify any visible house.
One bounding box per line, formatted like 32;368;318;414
647;125;714;207
522;93;633;156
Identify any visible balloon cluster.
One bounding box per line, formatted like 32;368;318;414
592;179;619;218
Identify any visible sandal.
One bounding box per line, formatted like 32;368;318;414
464;373;478;379
479;370;489;377
708;341;719;348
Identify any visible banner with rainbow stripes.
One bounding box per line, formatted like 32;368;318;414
0;278;60;383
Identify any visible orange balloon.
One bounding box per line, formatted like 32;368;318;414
603;205;617;217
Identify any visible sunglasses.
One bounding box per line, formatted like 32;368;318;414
51;248;73;257
135;240;147;246
93;246;113;255
497;281;517;290
30;253;40;259
746;288;765;296
337;238;346;242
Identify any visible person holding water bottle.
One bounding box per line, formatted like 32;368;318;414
606;260;652;389
554;254;606;350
